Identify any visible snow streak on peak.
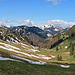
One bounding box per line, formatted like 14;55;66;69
40;24;55;30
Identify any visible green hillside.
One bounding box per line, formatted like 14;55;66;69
0;61;75;75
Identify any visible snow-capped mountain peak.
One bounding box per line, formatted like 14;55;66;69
54;26;63;31
40;24;55;30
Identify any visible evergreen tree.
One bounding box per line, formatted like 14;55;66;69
70;41;72;47
59;55;62;60
60;46;61;49
63;35;65;38
70;42;74;55
73;55;75;58
56;47;59;51
73;48;75;58
57;55;62;61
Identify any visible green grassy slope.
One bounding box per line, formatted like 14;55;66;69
0;61;75;75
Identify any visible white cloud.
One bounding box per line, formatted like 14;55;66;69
0;18;12;27
0;18;12;23
40;20;75;28
0;21;4;25
14;19;37;27
0;18;75;28
0;21;11;27
0;18;37;27
46;0;62;5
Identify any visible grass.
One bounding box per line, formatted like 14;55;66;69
0;60;75;75
67;56;75;61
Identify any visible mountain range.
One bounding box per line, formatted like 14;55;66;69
7;24;69;47
0;24;75;66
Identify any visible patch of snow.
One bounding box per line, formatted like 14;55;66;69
37;54;52;60
14;40;19;44
0;42;21;50
22;37;24;41
19;40;21;41
37;54;46;57
0;31;2;33
30;49;40;52
15;37;18;40
2;37;5;40
41;57;52;60
47;30;51;32
30;54;39;58
31;45;35;49
22;46;26;48
21;43;30;47
10;55;46;65
6;39;10;43
47;34;52;37
16;29;17;31
8;36;19;44
0;57;14;60
6;24;11;28
21;46;40;52
0;56;22;62
60;64;70;68
50;55;55;58
65;46;68;49
54;28;59;31
40;24;55;30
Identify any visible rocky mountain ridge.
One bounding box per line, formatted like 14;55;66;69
40;24;69;37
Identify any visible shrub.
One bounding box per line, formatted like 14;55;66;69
57;55;62;61
56;47;59;51
70;41;74;55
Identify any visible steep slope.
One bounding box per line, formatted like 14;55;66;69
9;25;48;43
34;33;65;48
40;24;68;37
9;25;68;47
0;26;34;45
65;25;75;36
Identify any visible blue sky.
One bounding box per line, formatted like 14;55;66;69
0;0;75;28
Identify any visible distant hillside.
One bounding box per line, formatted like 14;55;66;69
9;25;68;47
0;26;33;45
9;25;48;43
40;24;68;37
34;33;66;48
65;25;75;36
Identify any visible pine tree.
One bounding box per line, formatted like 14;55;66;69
73;55;75;58
59;55;62;60
70;42;74;55
57;55;60;61
57;55;62;61
56;47;59;51
70;41;72;47
73;48;75;58
60;46;61;49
